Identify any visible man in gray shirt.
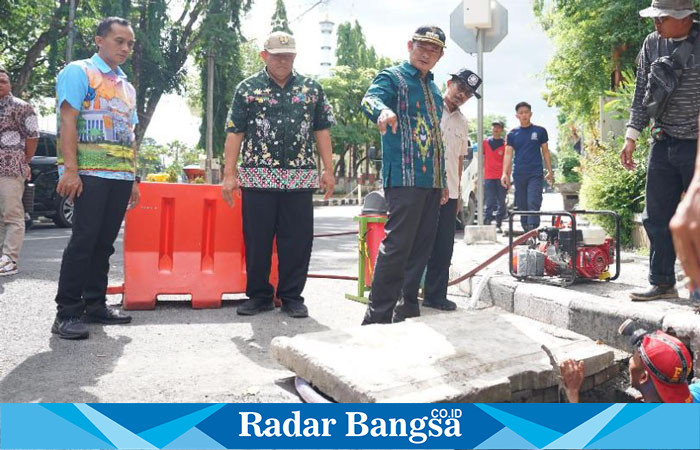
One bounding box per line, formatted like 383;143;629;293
621;0;700;301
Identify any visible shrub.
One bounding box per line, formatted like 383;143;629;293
556;148;581;183
579;132;648;247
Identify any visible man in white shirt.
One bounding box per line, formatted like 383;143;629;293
421;68;481;311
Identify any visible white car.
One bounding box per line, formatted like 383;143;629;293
457;145;479;228
457;144;512;229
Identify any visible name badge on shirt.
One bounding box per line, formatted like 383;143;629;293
531;132;538;140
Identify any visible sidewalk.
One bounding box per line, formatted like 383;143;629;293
312;195;359;207
447;232;700;376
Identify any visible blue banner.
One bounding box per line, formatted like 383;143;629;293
1;403;699;449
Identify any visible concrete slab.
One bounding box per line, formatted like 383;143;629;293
463;225;498;244
271;308;615;403
447;233;700;376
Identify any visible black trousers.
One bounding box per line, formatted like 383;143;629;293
423;198;458;303
55;176;132;319
242;189;313;305
643;136;697;286
363;187;441;324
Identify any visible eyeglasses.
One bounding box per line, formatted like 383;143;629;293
653;16;670;25
413;42;443;56
454;90;473;103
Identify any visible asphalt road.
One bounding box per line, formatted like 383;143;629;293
0;205;382;403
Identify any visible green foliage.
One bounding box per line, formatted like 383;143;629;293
602;68;638;121
335;21;394;69
532;0;656;120
137;138;203;181
579;135;647;247
556;148;581;183
468;113;508;145
321;65;381;154
1;0;253;151
579;66;650;247
195;0;253;158
321;21;396;176
137;137;166;176
0;0;102;98
270;0;292;34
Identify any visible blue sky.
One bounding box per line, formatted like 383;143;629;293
145;0;560;148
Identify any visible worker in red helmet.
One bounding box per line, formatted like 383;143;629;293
560;329;699;403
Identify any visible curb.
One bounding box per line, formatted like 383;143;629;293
313;198;360;207
466;273;700;377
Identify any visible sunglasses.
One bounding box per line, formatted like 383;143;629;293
653;16;671;25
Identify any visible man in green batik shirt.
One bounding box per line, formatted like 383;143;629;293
222;31;335;319
361;25;449;324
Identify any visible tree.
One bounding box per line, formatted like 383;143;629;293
195;0;254;158
467;113;508;145
0;0;97;98
1;0;253;150
321;21;396;178
335;21;392;69
321;66;381;177
532;0;656;121
270;0;292;34
104;0;252;149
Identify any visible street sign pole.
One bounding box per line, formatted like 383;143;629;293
476;29;484;227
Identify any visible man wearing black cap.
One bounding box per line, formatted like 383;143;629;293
621;0;700;302
420;69;480;312
361;26;448;324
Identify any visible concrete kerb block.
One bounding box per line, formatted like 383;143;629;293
485;276;518;312
662;312;700;377
513;283;574;329
568;296;665;352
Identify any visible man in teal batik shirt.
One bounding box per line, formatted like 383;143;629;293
361;26;449;324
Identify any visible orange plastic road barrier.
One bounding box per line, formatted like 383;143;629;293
121;182;278;309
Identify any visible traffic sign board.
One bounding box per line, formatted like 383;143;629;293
450;0;508;53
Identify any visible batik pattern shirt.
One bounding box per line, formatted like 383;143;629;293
0;94;39;178
361;61;445;189
226;69;334;190
56;53;138;180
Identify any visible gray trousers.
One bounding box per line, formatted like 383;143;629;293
362;187;441;324
0;176;26;262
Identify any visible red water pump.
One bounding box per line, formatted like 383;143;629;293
537;227;615;279
509;210;621;286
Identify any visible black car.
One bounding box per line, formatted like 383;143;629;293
25;132;73;228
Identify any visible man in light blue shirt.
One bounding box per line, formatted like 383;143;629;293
52;17;140;340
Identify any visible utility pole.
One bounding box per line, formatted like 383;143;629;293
205;50;215;184
476;28;485;226
65;0;76;62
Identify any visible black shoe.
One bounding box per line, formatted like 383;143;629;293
51;317;89;340
630;285;679;302
393;300;420;323
496;225;503;234
84;307;132;324
423;298;457;311
237;297;274;316
280;301;308;318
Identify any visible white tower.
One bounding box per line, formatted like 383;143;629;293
319;16;334;78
